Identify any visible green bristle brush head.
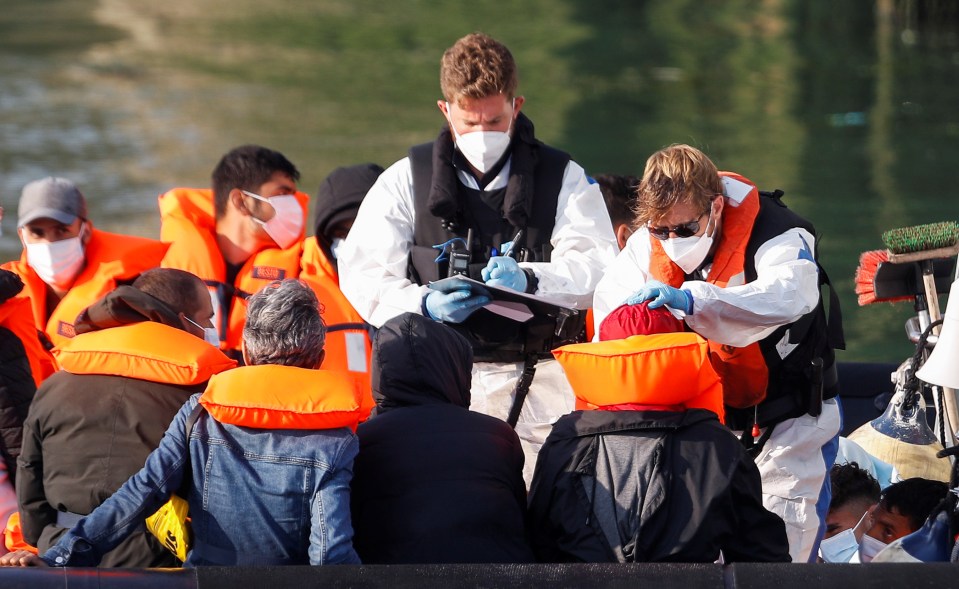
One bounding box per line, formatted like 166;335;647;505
881;221;959;254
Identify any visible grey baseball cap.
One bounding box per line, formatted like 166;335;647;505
18;177;88;228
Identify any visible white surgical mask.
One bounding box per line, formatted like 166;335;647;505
660;211;716;274
185;316;220;346
820;510;873;563
25;225;86;290
446;100;514;174
330;237;346;260
241;191;304;249
858;534;888;563
819;529;860;563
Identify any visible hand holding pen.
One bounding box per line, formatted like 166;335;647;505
482;229;527;291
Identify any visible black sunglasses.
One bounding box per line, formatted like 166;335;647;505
647;210;708;240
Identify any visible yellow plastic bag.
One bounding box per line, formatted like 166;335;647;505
145;495;191;562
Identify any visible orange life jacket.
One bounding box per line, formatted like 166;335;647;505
300;237;374;420
54;321;236;385
0;296;56;386
158;187;308;355
199;364;364;431
553;332;725;421
647;172;769;409
2;228;170;352
3;512;38;555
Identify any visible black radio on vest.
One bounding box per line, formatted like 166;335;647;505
448;229;472;277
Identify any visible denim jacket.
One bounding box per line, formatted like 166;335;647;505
42;394;360;566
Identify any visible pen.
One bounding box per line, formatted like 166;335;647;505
502;229;524;259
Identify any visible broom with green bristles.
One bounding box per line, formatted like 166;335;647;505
882;221;959;325
851;220;959;472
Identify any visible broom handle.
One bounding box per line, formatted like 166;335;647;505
921;260;959;446
921;262;942;334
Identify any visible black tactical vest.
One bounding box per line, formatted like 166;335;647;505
723;191;845;429
406;140;577;362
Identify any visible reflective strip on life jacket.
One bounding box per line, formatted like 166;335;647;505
298;253;374;421
54;322;236;385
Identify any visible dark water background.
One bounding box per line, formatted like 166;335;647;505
1;0;958;365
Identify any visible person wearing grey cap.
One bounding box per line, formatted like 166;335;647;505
2;177;169;352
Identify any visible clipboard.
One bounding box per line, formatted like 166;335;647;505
428;275;576;323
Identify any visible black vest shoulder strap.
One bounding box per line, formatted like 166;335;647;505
409;141;434;219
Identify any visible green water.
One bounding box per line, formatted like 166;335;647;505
1;0;958;363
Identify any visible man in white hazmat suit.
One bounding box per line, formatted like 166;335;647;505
592;144;844;563
339;33;617;486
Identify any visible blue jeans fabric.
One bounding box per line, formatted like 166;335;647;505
42;395;360;566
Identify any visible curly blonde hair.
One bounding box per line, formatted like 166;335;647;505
633;144;723;226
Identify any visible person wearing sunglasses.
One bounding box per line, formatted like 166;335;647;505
592;144;844;565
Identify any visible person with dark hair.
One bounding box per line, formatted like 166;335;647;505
592;173;639;251
857;477;950;562
2;177;168;356
2;279;364;568
300;163;384;412
158;145;308;360
826;462;881;539
818;462;881;562
15;268;235;567
350;312;533;563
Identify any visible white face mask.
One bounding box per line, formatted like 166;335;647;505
446;99;515;174
241;191;304;249
660;210;716;274
330;237;346;260
185;316;220;346
858;533;888;563
819;528;860;563
819;510;873;563
25;224;86;290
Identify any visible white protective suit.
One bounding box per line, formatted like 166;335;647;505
339;155;618;486
592;177;841;564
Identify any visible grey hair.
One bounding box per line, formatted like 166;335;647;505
243;279;326;368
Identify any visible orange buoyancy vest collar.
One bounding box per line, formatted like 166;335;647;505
2;228;170;350
158;187;308;352
298;270;374;421
199;364;364;431
54;321;237;385
647;171;768;409
301;237;339;288
553;332;725;422
0;296;57;386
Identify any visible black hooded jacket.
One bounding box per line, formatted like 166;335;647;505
17;286;202;567
0;270;36;490
350;312;534;563
527;409;791;563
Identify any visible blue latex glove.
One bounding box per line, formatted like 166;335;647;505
626;279;693;313
424;288;490;323
481;256;528;292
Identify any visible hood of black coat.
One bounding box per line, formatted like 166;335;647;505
73;285;186;335
312;163;384;261
371;312;473;412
